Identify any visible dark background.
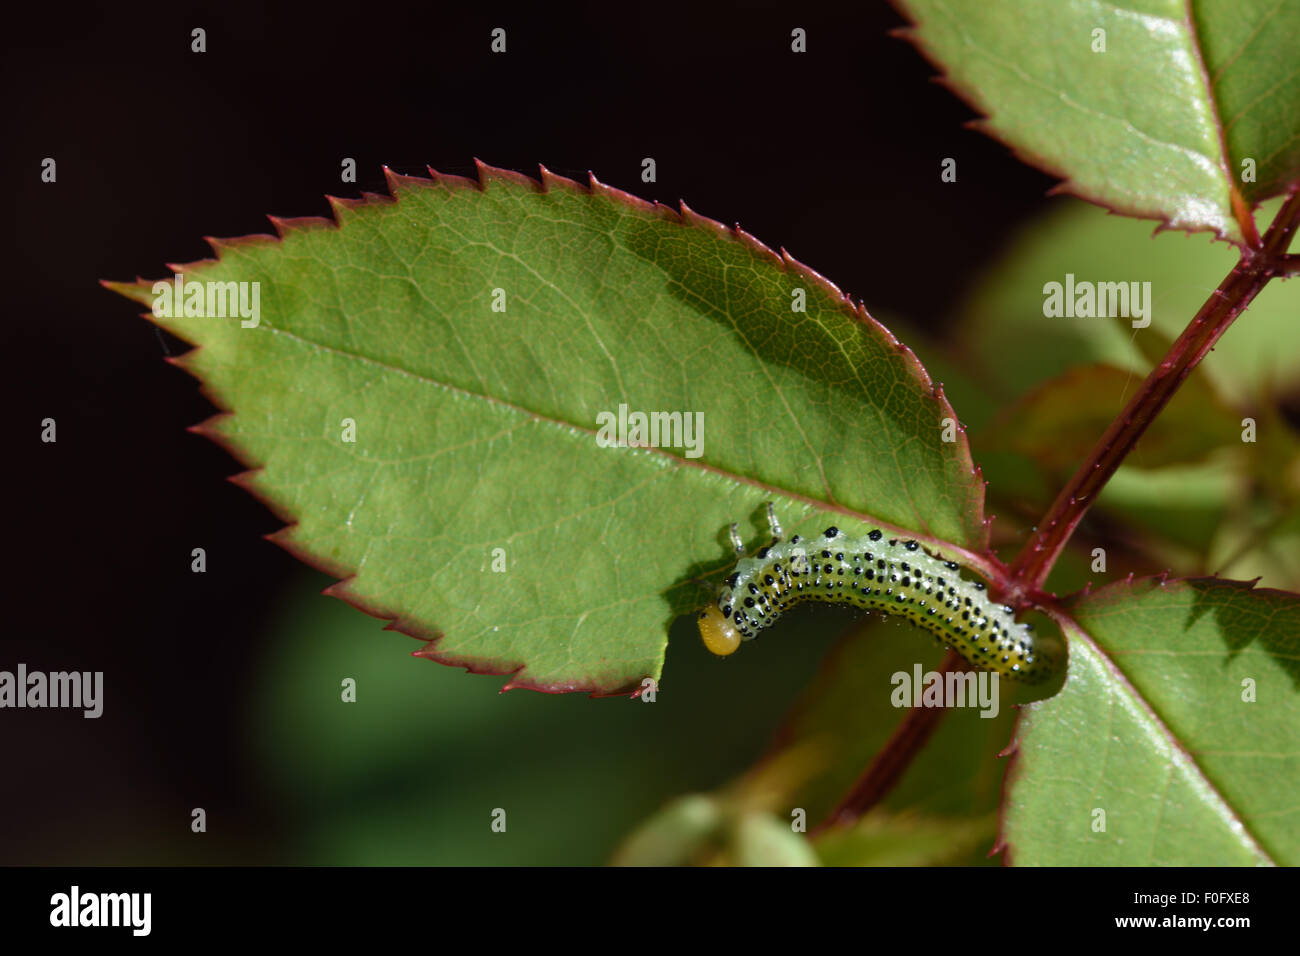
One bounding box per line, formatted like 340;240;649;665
3;0;1052;864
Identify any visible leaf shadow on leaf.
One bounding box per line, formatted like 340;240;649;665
617;216;983;548
1184;580;1300;691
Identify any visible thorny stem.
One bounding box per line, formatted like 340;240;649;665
819;189;1300;834
1004;187;1300;603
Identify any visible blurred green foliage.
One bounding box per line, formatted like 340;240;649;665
253;570;845;864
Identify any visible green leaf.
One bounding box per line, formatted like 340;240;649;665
1194;0;1300;206
869;309;1003;433
897;0;1300;244
977;363;1242;472
957;198;1300;405
1002;577;1299;865
105;165;986;694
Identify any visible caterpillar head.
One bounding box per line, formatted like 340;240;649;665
697;604;741;656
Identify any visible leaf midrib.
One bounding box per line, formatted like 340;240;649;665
1059;614;1275;864
256;323;994;572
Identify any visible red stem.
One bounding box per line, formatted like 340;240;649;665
1004;188;1300;602
813;650;969;833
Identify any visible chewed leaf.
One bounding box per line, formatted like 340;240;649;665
897;0;1300;245
105;164;986;695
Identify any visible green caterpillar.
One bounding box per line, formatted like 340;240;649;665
696;505;1056;683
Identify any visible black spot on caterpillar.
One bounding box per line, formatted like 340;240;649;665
696;505;1057;683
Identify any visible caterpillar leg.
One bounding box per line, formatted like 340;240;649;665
706;518;752;656
765;501;783;542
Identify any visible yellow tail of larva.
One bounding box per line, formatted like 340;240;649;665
697;605;742;656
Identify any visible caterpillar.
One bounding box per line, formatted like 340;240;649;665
696;504;1056;683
